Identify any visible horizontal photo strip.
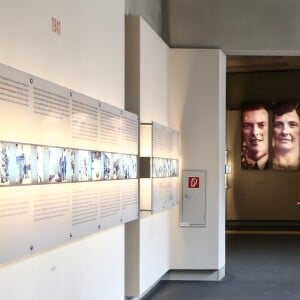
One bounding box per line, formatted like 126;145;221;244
152;157;179;178
241;103;300;170
0;142;137;186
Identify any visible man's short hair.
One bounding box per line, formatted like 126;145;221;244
242;103;268;113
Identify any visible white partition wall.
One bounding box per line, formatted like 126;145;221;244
168;49;226;277
125;16;171;297
0;1;126;299
0;227;124;300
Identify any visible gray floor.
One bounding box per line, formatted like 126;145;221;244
143;234;300;300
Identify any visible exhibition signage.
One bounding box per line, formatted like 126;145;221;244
0;63;139;263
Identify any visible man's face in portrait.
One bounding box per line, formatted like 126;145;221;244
242;108;269;161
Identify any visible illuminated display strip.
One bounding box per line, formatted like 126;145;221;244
152;157;179;178
0;141;138;186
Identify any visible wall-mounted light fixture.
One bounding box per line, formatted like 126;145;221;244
225;149;232;189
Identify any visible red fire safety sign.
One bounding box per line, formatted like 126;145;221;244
188;176;200;188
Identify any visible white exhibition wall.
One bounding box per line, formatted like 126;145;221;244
139;16;170;294
0;1;227;298
0;227;124;300
140;210;170;293
168;49;226;271
0;0;124;108
140;18;169;126
125;17;171;297
0;1;125;300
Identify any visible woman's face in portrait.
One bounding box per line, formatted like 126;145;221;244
273;110;300;153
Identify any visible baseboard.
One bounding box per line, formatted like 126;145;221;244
226;220;300;231
126;268;226;299
162;267;225;281
125;276;162;300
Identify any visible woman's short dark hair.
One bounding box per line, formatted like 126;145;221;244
273;103;300;118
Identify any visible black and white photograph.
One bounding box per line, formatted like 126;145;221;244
163;158;171;177
61;148;69;182
170;159;178;177
91;151;101;180
101;152;113;180
0;142;10;185
36;146;44;183
152;157;164;178
70;150;76;182
78;150;91;181
127;155;137;179
47;147;64;183
15;143;32;185
112;153;124;179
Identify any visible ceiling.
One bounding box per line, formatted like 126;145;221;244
227;56;300;73
226;56;300;109
126;1;300;74
126;1;300;108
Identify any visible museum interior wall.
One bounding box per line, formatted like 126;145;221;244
125;16;171;297
168;49;226;272
0;1;126;300
2;0;300;299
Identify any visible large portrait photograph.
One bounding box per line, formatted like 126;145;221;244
272;103;300;170
241;104;269;170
